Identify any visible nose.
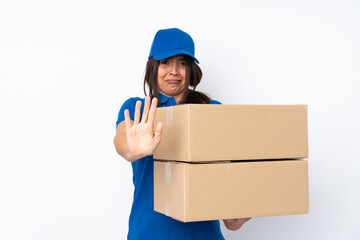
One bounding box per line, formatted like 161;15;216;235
169;63;179;76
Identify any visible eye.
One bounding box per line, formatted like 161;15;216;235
160;60;169;64
180;61;187;66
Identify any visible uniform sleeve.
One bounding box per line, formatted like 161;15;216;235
209;99;222;105
116;98;140;127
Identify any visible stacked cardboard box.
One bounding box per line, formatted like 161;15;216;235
153;104;309;222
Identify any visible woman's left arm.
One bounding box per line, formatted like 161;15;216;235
223;218;251;231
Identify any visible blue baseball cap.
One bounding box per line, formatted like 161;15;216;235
148;28;199;64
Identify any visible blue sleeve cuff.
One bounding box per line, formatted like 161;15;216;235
209;99;222;105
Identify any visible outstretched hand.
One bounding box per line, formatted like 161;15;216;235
124;97;163;162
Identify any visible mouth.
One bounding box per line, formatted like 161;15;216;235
165;79;182;84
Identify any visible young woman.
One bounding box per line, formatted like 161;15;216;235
114;28;250;240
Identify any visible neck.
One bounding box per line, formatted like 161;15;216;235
174;95;184;104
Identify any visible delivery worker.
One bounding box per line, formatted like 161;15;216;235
114;28;251;240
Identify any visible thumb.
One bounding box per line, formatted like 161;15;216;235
153;122;163;145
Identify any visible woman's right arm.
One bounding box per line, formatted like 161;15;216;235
114;121;137;162
113;97;163;162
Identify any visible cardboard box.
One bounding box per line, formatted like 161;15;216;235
154;104;308;162
154;160;309;222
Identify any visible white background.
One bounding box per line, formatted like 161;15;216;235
0;0;359;239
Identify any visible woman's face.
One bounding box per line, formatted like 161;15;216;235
157;55;187;103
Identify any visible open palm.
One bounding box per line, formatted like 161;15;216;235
124;97;163;160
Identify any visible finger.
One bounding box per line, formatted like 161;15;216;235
237;218;251;227
134;100;142;125
124;109;131;131
153;122;163;146
147;97;158;124
141;96;151;123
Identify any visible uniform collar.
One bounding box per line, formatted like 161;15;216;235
158;93;186;105
158;93;174;104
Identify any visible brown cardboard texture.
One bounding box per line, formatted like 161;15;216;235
154;160;309;222
154;104;308;162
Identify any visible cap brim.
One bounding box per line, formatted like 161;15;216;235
153;49;199;64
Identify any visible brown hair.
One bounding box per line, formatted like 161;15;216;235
143;56;211;105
